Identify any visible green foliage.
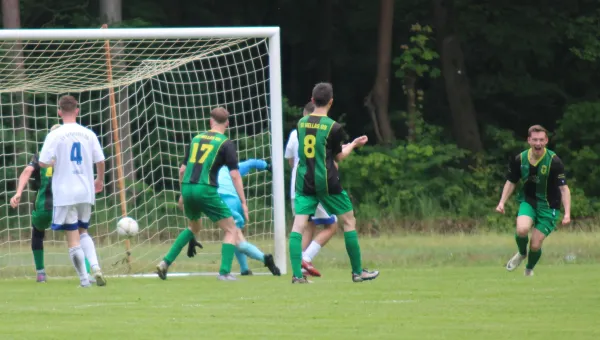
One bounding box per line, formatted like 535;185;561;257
565;9;600;62
393;24;441;80
340;116;599;232
554;102;600;200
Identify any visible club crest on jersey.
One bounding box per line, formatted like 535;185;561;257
540;165;547;175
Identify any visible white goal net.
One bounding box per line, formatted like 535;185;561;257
0;27;286;278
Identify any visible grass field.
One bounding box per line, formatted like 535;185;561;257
1;233;600;339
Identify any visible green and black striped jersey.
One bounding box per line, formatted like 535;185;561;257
29;153;53;211
506;148;567;209
295;114;347;195
181;130;238;186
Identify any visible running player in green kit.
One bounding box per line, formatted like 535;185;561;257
289;82;379;283
9;124;93;283
496;125;571;276
156;107;247;281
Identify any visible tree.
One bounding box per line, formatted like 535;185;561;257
394;24;440;142
365;0;396;145
433;0;483;153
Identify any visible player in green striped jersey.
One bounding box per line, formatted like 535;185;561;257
289;82;379;283
496;125;571;276
156;107;247;281
9;124;92;283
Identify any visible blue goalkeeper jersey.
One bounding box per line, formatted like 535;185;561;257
217;159;268;198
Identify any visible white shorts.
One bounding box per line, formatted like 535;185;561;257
51;203;92;231
291;198;337;226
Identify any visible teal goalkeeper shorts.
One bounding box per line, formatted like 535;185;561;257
221;194;245;229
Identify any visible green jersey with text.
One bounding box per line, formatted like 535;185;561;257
181;130;238;186
295;114;347;196
506;148;567;209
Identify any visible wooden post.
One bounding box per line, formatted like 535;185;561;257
102;24;131;269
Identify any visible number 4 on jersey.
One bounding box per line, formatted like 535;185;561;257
70;142;83;165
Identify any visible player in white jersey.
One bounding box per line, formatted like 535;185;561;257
285;102;338;277
38;95;107;287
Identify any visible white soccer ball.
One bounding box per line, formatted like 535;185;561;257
117;217;139;237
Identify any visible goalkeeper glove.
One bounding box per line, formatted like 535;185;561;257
187;237;204;258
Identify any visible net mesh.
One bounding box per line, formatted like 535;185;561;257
0;35;275;277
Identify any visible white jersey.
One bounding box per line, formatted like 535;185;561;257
39;123;105;206
284;129;299;199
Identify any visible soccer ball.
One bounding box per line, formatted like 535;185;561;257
117;217;139;237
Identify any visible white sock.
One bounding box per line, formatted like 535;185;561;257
302;241;322;262
79;233;100;271
69;246;89;285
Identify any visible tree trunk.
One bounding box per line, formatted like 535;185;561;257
3;0;28;165
433;0;483;153
365;0;395;144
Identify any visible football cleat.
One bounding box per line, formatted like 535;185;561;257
301;260;321;277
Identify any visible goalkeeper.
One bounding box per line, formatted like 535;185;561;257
9;124;93;283
183;159;280;276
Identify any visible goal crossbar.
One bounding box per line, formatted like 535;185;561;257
0;27;281;41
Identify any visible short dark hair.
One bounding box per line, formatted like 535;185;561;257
210;107;229;124
59;95;78;113
528;124;548;137
303;102;315;115
311;82;333;107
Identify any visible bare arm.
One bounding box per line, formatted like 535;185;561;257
560;185;571;223
10;166;35;208
94;161;105;193
230;169;249;221
499;181;516;205
287;158;294;168
95;161;105;181
230;169;247;206
495;180;517;214
179;165;186;184
335;136;368;163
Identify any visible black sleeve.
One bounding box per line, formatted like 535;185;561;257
329;123;348;156
28;153;41;173
506;154;521;183
221;140;239;170
550;156;567;186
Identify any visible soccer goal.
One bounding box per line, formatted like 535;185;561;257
0;27;287;278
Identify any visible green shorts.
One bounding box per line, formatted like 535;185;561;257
181;183;232;222
517;202;559;236
295;191;353;216
31;209;52;231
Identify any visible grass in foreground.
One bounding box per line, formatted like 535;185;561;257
1;233;600;339
1;265;599;340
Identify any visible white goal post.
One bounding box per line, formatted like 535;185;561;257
0;27;287;277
